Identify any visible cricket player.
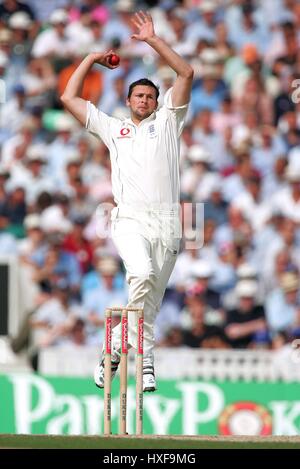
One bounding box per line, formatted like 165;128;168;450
61;11;193;391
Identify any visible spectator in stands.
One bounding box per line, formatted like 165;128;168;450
0;0;35;24
189;259;221;309
266;20;299;66
68;0;109;26
1;117;36;172
31;224;81;300
29;279;84;368
224;280;267;348
221;147;253;203
228;3;269;53
87;18;108;53
271;330;289;350
0;52;9;95
0;32;11;106
266;272;300;335
0;185;26;237
81;248;124;301
8;11;34;68
211;241;237;294
0;166;10;192
18;213;45;262
159;326;184;348
263;248;296;293
17;213;46;312
180;292;227;348
75;133;92;164
68;176;96;221
81;140;111;190
203;176;228;226
154;285;183;345
102;0;135;45
60;153;82;191
262;218;300;287
99;74;128;117
231;172;272;232
169;237;199;291
164;7;192;56
226;43;267;100
40;192;71;228
62;214;94;274
214;204;252;250
83;256;127;345
273;72;296;125
237;74;274;125
31;8;75;60
262;156;287;200
186;1;218;44
34;191;54;214
192;108;233;170
31;9;77;77
65;5;94;51
20;57;57;109
214;21;233;60
211;94;241;135
223;263;260;310
67;318;87;346
58;50;103;106
271;164;300;223
251;125;286;178
278;110;300;150
45;113;78;185
0;84;27;141
9;144;55;207
181;144;213;200
191;65;227;117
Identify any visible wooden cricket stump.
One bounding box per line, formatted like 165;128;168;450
135;308;144;435
120;308;128;434
103;307;144;436
103;308;112;435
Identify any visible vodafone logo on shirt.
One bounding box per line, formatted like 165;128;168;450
117;127;132;138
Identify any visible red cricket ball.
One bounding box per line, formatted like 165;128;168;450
109;54;120;66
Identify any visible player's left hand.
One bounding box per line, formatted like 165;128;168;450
131;11;155;42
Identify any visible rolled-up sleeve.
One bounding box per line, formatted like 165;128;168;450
85;101;113;148
163;87;189;137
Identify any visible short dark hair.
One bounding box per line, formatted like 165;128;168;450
127;78;160;100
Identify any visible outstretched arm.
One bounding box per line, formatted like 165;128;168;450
60;51;119;125
131;11;194;107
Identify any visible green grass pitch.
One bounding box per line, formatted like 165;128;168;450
0;434;300;449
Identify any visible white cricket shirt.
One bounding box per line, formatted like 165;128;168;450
86;88;188;209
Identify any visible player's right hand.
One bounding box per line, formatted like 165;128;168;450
91;51;120;69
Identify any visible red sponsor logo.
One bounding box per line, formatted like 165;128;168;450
120;127;130;137
138;318;144;354
121;317;128;354
105;317;112;354
219;401;272;436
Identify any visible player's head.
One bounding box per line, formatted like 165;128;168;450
127;78;159;121
127;78;159;101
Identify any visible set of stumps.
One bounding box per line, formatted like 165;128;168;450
103;307;144;435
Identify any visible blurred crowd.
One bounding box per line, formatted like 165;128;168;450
1;0;300;363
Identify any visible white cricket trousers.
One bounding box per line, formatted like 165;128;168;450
110;206;180;360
